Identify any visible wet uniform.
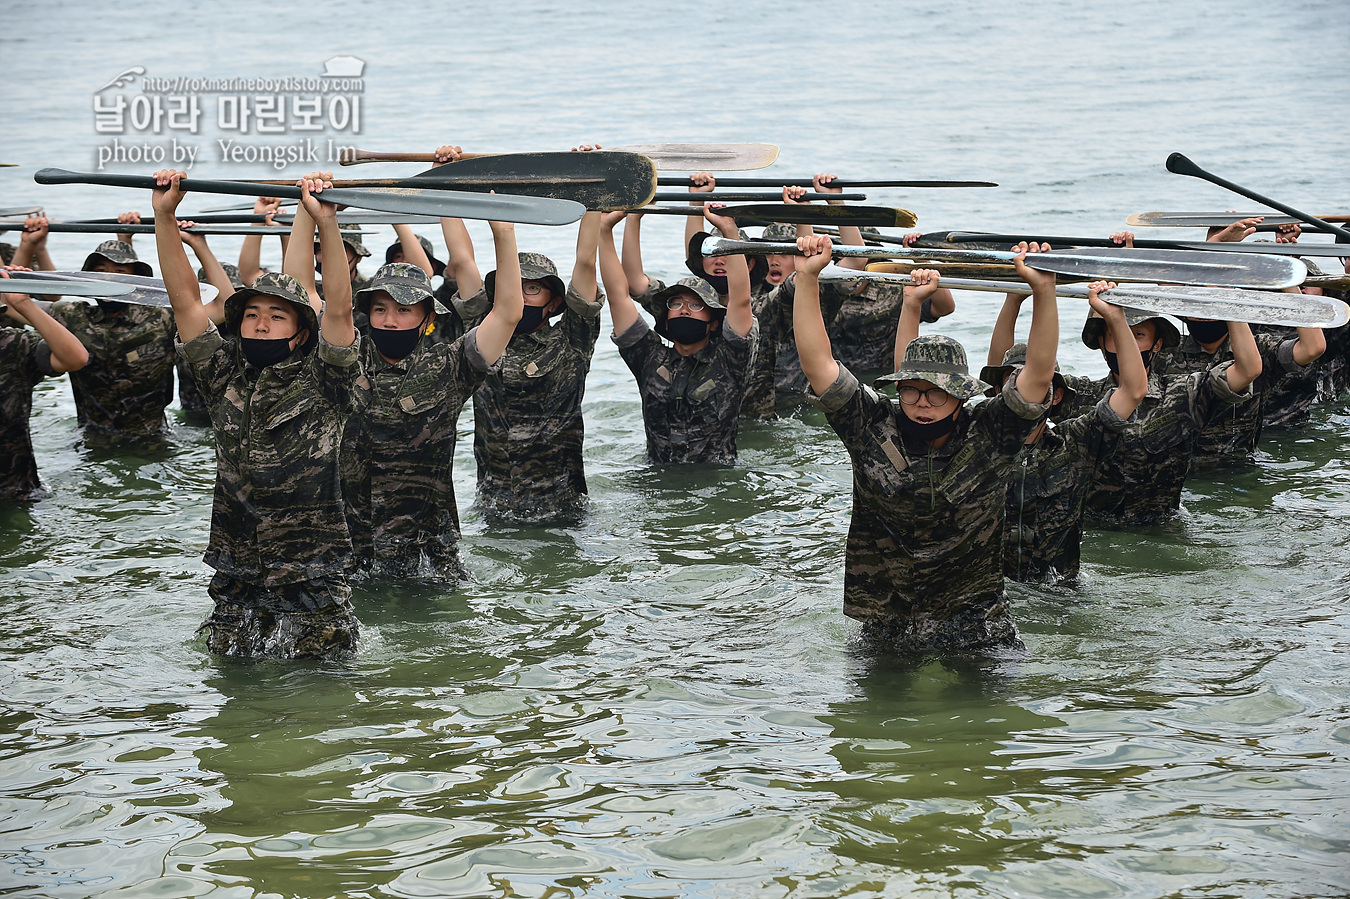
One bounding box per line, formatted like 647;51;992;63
180;324;365;660
49;300;176;439
812;365;1051;653
614;313;758;466
0;326;58;501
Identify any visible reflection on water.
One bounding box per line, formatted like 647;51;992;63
4;0;1350;895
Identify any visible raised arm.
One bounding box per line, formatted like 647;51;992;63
793;234;841;395
1224;320;1262;393
704;204;752;338
815;173;866;270
619;210;650;297
987;291;1029;368
0;276;88;373
12;216;53;271
238;196;285;286
893;269;942;370
1009;242;1058;404
601;211;639;335
300;173;355;349
178;224;231;324
115;211;142;247
1090;282;1147;419
393;223;433;276
473;221;523;365
152;169;211;343
684;171;716;247
282;198;322;312
433;144;484;299
571;211;601;302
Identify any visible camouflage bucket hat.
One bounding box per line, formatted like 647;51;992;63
355;262;448;315
316;224;372;257
83;239;153;278
654;277;725;339
198;261;246;290
875;334;989;401
384;234;446;277
484;251;567;310
223;272;320;353
979;342;1076;407
759;222;796;242
686;229;768;287
1081;307;1181;350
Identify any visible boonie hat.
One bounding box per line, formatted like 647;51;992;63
875;334;988;401
484;252;567;310
384;234;446;277
315;224;371;258
198;262;245;290
82;240;153;278
355;262;449;316
223;272;319;354
653;277;724;340
1081;307;1181;350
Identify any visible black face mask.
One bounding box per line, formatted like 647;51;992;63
95;298;128;314
1103;349;1153;374
696;271;729;296
241;336;295;369
513;304;549;337
1186;319;1229;345
665;316;713;345
897;409;959;442
369;325;423;360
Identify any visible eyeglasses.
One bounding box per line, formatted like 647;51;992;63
667;296;707;312
897;386;952;406
522;283;549;297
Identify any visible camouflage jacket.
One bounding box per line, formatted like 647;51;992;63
1152;331;1306;458
615;314;759;466
180;325;365;586
814;364;1051;638
343;327;494;579
829;279;907;375
1004;393;1130;583
176;355;209;419
1254;320;1350;428
464;285;603;525
638;277;781;421
49;300;175;436
0;327;56;500
1080;366;1252;526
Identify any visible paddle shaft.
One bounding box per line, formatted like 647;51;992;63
651;191;866;202
1;221;303;236
657;176;997;188
938;231;1348;258
639;205;918;229
339;142;779;171
1165;153;1350;241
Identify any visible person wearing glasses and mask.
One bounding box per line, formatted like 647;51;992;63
600;206;758;465
792;235;1060;655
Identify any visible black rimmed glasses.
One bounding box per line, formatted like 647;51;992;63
897;386;952;406
667;296;707;313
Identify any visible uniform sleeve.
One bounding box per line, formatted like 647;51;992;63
634;277;667;319
1191;361;1253;427
562;282;604;359
452;286;490;328
969;377;1050;457
718;315;758;372
613;316;660;379
177;323;232;397
1271;335;1310;375
312;331;363;413
814;364;894;451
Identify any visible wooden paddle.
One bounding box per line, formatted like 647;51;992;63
657;176;997;188
707;238;1307;289
937;231;1349;258
238;151;657;211
0;221;332;237
819;265;1348;329
1165;153;1350;242
15;271;219;307
0;277;135;297
1127;211;1350;229
0;206;45;218
651;191;867;202
638;204;918;229
33;169;586;226
340;143;780;171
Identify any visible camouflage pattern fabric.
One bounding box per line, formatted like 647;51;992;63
179;325;365;586
813;364;1052;653
1253;319;1350;429
201;572;359;661
1003;393;1130;584
830;280;909;375
1152;331;1306;458
176;355;210;421
614;314;759;465
0;326;56;500
49;300;175;437
468;284;604;526
1084;367;1252;526
739;279;785;420
344;327;494;580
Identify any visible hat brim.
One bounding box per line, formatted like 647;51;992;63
485;269;567;313
83;252;153;278
1082;310;1181;350
875;368;990;401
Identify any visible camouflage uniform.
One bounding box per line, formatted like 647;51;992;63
49;299;176;438
461;253;604;526
180;273;365;661
812;337;1052;654
179;262;246;423
1153;329;1311;458
1083;368;1252;526
344;264;496;580
616;277;759;465
0;326;57;501
1255;310;1350;428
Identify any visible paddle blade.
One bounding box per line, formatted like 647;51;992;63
411;151;657;210
0;278;135;297
1166;153;1204;177
615;142;779;171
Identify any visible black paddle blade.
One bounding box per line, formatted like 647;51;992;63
410;151;657;211
1166;153;1204;177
